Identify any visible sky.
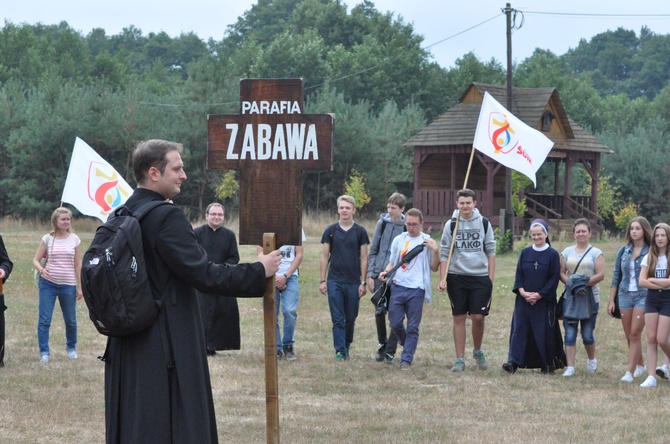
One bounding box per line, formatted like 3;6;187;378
4;0;670;69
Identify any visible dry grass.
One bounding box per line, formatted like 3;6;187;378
1;214;670;443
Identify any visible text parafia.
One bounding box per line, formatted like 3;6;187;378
225;123;319;160
241;101;301;114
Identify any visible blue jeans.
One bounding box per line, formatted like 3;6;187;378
38;277;77;356
327;281;361;355
563;302;599;346
276;275;299;350
388;284;425;364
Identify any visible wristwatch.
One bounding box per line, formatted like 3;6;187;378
360;281;366;286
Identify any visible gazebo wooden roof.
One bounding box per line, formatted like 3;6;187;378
406;83;610;154
405;82;612;234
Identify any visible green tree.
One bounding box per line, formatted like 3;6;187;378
344;169;371;211
600;118;670;222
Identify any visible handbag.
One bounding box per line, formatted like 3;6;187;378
557;246;594;321
33;235;52;287
610;245;624;319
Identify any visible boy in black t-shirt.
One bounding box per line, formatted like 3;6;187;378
319;195;370;360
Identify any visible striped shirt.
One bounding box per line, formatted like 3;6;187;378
42;233;80;286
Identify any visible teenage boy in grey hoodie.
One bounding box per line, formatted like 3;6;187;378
438;188;496;372
366;193;406;363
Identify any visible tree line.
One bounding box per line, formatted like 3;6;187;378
1;0;670;227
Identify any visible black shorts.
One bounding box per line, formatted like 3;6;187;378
446;274;492;316
644;289;670;317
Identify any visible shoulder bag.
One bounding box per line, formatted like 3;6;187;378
33;235;53;288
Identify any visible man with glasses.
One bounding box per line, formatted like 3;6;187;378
195;203;241;354
378;209;439;370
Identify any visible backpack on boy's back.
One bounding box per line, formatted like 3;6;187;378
81;201;169;337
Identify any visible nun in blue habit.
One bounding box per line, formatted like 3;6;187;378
503;219;566;374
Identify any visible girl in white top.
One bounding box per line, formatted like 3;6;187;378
32;207;83;363
639;223;670;387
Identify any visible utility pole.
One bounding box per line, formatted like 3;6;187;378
503;2;514;251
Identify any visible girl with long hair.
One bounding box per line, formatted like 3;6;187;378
639;223;670;387
610;216;652;382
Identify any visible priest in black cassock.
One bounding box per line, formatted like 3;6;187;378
195;203;241;354
503;219;566;374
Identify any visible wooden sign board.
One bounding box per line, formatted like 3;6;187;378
207;78;333;246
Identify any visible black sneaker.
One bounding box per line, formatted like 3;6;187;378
384;352;395;364
375;343;386;362
283;345;297;361
277;350;283;360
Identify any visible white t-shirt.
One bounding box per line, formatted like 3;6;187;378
561;244;603;302
392;234;426;290
641;254;670;290
277;229;307;276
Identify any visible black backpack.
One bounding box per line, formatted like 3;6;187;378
82;200;169;337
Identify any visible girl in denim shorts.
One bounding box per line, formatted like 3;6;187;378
609;216;652;383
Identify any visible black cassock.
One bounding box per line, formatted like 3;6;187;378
194;224;241;351
508;245;566;372
104;189;265;444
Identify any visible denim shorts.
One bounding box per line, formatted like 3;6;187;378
617;288;646;310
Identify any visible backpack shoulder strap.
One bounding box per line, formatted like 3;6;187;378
131;200;171;221
482;217;489;236
327;223;337;252
379;220;388;237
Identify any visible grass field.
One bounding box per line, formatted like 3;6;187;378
1;214;670;443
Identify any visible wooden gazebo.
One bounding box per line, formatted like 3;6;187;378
405;82;613;235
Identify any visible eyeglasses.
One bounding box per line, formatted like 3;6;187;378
405;222;421;227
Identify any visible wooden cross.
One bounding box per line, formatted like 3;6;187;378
207;78;334;443
207;78;333;247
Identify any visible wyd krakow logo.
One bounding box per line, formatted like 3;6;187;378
87;161;131;216
488;112;519;154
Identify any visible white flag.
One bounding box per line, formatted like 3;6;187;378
472;92;554;187
61;137;133;221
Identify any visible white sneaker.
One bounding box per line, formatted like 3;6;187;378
40;355;49;363
640;375;657;388
633;365;647;378
587;358;597;373
620;371;634;383
563;366;575;377
67;350;78;360
656;364;669;380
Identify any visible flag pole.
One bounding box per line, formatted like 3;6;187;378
441;147;476;286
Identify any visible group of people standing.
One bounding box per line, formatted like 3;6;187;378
5;155;670;442
504;213;670;389
318;189;670;391
320;189;496;371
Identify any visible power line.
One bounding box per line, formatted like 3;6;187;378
306;12;504;92
522;11;670;18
